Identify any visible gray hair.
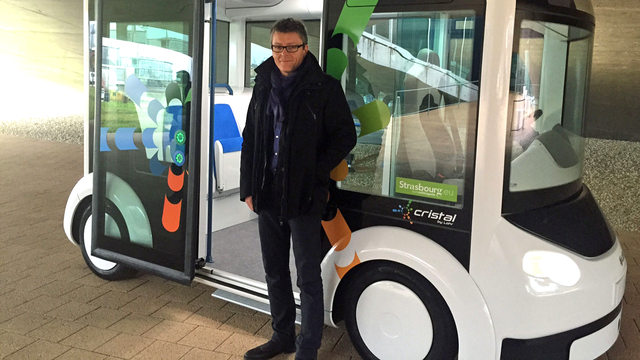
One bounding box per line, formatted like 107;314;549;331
270;18;308;45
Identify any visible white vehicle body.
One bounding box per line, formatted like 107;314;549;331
64;0;626;358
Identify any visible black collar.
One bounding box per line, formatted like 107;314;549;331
255;52;325;86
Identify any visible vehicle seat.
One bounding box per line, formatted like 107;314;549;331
402;49;464;182
214;103;243;192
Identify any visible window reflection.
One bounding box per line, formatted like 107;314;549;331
508;21;592;193
98;21;193;138
337;11;479;209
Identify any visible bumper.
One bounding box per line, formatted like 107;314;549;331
500;302;622;360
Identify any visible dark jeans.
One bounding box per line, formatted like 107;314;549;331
258;205;324;359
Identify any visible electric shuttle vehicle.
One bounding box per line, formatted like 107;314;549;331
63;0;627;358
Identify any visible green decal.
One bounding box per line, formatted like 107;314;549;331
175;130;186;145
395;177;458;202
351;100;391;137
347;0;379;6
327;48;348;80
328;0;386;136
185;88;192;104
333;2;377;46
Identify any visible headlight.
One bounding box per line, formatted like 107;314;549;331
522;251;580;287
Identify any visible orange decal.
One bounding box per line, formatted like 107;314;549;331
162;196;182;232
335;252;361;279
167;168;185;192
322;208;351;252
330;159;349;181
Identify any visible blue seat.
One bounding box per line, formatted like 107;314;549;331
214;104;243;153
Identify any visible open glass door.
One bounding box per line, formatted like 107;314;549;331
91;0;204;284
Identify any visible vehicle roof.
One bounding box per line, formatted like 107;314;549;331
216;0;595;21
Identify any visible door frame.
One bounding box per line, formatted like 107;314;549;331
90;0;205;285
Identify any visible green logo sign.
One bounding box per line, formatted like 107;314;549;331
174;150;185;166
175;130;186;145
395;177;458;202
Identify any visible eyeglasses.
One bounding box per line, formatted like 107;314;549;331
271;44;306;53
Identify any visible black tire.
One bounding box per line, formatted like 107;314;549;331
77;204;137;281
344;261;458;360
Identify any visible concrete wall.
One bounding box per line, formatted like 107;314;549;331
586;0;640;141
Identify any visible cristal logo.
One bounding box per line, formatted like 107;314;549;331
393;201;458;226
392;201;413;224
413;209;457;226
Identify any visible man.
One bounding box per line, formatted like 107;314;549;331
240;18;356;360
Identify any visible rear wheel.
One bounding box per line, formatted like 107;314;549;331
344;261;458;360
77;204;137;280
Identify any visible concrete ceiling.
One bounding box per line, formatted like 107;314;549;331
0;0;83;90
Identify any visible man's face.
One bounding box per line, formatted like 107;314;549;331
272;31;308;77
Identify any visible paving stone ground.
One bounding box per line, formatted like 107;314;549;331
0;134;638;359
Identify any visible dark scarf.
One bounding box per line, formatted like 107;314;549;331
268;68;298;171
268;69;298;124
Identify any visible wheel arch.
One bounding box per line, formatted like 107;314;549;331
63;173;95;245
71;196;93;244
63;172;153;247
321;226;497;359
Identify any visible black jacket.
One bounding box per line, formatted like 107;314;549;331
240;53;356;219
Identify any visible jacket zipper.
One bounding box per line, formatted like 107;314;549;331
255;82;270;211
278;82;320;223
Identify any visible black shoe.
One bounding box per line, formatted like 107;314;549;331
244;341;296;360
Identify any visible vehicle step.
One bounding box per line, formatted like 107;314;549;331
212;289;301;324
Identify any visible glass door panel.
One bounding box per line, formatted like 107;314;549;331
92;0;204;284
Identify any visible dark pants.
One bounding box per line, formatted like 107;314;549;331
258;205;324;359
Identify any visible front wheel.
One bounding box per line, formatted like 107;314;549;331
344;261;458;360
77;204;137;281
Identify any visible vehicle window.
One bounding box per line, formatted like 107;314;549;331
507;20;592;193
245;20;320;87
214;20;230;85
336;11;480;209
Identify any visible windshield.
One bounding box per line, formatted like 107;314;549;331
504;16;593;212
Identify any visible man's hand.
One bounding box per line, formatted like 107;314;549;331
245;196;254;211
